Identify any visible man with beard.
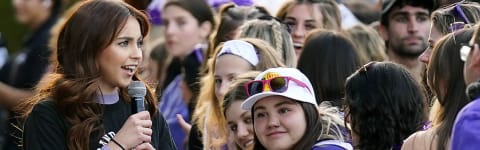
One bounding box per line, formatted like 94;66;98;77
379;0;433;82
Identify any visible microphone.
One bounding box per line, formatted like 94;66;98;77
128;81;147;113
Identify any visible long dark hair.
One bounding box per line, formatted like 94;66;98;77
164;0;215;29
50;0;63;18
18;1;155;149
252;102;322;150
427;29;473;150
297;29;361;107
345;62;426;150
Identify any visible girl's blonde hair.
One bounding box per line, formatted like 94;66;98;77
345;24;387;65
239;18;297;67
317;102;348;141
431;1;480;35
192;38;284;149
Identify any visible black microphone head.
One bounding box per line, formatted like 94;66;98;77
128;81;147;97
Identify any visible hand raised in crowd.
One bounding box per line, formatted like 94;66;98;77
176;114;192;134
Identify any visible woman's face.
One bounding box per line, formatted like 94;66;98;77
419;25;443;64
13;0;51;26
226;101;254;149
97;17;143;93
283;4;322;57
162;5;209;58
252;96;306;150
214;55;252;101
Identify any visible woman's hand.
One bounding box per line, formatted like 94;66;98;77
114;111;153;149
133;142;156;150
176;114;191;134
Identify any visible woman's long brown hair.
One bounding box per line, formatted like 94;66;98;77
16;0;155;149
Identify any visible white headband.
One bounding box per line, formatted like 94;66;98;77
216;40;259;66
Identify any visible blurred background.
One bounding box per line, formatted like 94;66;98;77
0;0;28;53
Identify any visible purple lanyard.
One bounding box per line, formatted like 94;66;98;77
194;48;203;63
423;121;432;130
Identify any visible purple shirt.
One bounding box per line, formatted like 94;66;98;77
313;140;353;150
147;0;254;25
159;75;189;150
312;145;347;150
209;0;253;8
451;97;480;150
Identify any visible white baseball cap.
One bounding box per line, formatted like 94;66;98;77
241;67;317;110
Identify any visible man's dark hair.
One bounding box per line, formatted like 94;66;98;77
380;0;434;26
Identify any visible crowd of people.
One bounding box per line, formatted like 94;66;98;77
1;0;480;149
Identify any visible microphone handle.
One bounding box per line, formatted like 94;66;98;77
132;97;145;113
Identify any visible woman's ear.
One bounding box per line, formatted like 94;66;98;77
199;21;213;39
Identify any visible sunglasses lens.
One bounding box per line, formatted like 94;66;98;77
270;77;288;93
248;81;264;96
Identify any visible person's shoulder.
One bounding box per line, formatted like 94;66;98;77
402;128;437;150
31;99;56;112
313;144;349;150
453;98;480;129
27;99;61;121
313;140;353;150
25;99;65;129
455;99;480;125
460;99;480;115
404;128;436;141
451;99;480;150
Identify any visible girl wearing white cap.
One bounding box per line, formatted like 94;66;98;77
241;67;352;150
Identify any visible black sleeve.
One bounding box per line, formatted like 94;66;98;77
156;111;177;150
163;58;181;90
23;101;68;150
21;45;50;88
188;123;203;150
